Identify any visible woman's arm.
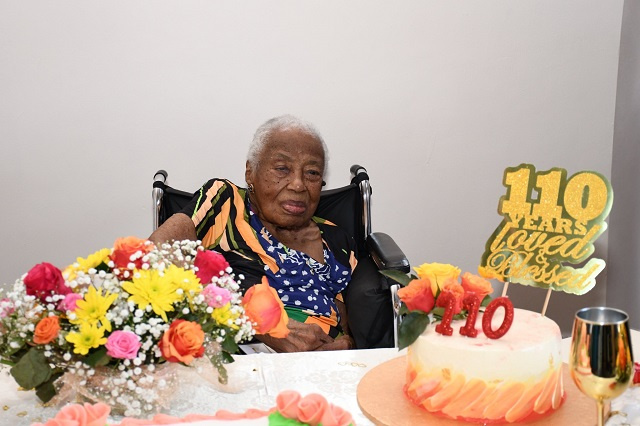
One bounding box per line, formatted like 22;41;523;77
255;320;335;352
149;213;197;244
316;298;354;351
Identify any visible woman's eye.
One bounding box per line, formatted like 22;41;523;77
305;170;322;180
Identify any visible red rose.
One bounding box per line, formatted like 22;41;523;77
24;263;71;302
194;250;230;284
159;319;205;364
633;362;640;385
397;278;435;313
110;236;154;273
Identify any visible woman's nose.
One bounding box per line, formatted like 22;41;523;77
287;170;305;191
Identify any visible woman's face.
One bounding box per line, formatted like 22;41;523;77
246;128;325;230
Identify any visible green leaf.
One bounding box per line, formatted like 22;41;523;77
95;262;110;272
268;412;304;425
201;321;216;334
379;270;412;287
398;311;430;350
221;351;234;363
221;334;239;354
398;303;410;316
35;372;63;403
431;306;444;319
10;348;52;390
84;347;110;367
481;295;492;307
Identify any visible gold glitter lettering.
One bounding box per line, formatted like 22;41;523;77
554;217;573;234
481;164;612;295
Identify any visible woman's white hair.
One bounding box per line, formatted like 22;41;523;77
247;115;329;173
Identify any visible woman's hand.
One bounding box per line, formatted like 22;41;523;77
317;335;354;351
255;320;335;352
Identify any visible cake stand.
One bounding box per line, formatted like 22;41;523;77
357;357;597;425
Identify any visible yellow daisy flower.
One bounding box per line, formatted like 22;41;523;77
63;248;111;281
70;286;117;331
163;264;202;301
211;303;240;330
122;269;180;322
65;322;107;355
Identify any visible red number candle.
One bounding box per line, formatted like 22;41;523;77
435;291;455;336
459;292;480;338
482;296;514;339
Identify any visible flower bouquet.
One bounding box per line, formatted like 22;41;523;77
382;262;496;349
0;237;288;417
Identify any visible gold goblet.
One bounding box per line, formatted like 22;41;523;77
569;307;634;426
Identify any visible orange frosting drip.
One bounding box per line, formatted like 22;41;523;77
405;362;565;423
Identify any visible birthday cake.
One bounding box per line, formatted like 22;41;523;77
32;390;355;426
405;308;564;423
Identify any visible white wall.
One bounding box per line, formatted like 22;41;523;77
608;0;640;331
0;1;625;335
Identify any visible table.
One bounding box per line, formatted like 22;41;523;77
1;331;638;426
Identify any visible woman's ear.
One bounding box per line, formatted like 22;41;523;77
245;161;253;186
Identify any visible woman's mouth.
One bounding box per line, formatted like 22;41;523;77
282;201;306;215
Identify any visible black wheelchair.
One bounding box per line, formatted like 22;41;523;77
152;165;409;349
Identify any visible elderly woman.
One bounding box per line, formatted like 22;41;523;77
150;115;356;352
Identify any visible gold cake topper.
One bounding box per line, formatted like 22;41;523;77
480;164;613;296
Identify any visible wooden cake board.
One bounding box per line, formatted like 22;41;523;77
357;357;597;425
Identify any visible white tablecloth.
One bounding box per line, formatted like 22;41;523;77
2;331;638;426
0;348;401;425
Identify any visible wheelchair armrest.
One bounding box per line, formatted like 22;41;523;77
366;232;410;273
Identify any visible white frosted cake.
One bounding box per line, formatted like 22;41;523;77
405;308;565;423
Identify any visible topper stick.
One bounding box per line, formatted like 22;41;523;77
541;288;552;317
501;281;510;297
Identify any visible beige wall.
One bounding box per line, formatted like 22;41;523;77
0;1;627;335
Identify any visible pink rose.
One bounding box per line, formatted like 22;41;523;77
32;402;110;426
297;394;330;425
202;284;232;308
58;293;83;312
275;391;353;426
194;250;229;284
276;390;303;419
321;404;355;426
24;262;71;302
105;330;141;360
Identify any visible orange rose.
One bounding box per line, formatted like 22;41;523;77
110;236;154;273
33;316;60;345
461;272;494;301
243;277;289;338
159;319;205;364
439;278;465;314
397;278;435;313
